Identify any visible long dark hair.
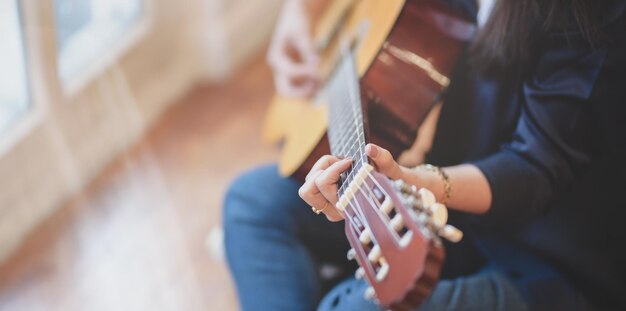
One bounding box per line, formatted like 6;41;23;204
470;0;604;74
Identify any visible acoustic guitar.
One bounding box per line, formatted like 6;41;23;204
262;0;474;309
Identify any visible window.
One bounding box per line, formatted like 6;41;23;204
54;0;143;84
0;0;30;136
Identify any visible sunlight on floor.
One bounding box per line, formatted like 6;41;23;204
0;59;278;311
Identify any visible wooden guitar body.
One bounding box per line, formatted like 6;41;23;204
262;0;474;181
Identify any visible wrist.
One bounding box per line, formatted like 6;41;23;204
412;164;452;204
399;166;438;194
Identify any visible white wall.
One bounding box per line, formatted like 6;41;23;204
0;0;283;263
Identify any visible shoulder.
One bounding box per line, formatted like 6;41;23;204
528;1;626;100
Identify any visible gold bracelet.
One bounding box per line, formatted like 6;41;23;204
415;164;452;204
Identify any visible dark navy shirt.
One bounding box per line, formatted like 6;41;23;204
431;1;626;309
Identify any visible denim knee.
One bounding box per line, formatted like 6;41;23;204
223;164;302;230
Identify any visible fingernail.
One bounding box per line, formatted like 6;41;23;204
366;144;378;158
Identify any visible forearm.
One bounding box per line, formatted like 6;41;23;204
400;164;492;214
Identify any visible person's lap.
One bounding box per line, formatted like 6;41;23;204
318;266;528;311
224;164;352;310
223;164;592;311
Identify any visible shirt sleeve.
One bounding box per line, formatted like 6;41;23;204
471;33;608;227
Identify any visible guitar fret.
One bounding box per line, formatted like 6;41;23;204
327;50;367;192
335;129;365;160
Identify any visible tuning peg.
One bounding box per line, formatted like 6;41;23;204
390;213;404;232
418;188;436;207
394;179;417;194
359;228;372;244
402;196;421;212
428;203;448;228
347;248;356;260
393;179;404;189
380;198;394;215
439;224;463;243
368;245;381;262
355;267;365;280
364;286;376;300
376;262;390;281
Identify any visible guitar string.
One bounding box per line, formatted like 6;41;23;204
348;92;389;249
348;111;378;250
333;97;361;161
332;102;365;232
344;173;410;272
331;88;362;194
328;50;385;246
344;192;365;236
342;173;405;262
345;57;367;195
336;111;365;192
346;185;376;247
345;179;369;228
329;42;422;265
329;51;364;163
360;173;404;243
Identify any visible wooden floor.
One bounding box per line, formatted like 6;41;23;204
0;60;279;310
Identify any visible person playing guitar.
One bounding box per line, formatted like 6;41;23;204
223;0;626;310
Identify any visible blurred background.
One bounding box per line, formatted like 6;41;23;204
0;0;285;309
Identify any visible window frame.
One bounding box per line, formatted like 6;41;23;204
56;0;154;97
0;0;153;157
0;0;43;156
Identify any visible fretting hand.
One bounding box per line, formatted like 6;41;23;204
299;144;432;221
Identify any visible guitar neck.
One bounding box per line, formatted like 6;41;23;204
326;51;369;198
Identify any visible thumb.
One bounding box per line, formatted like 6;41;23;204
365;144;402;180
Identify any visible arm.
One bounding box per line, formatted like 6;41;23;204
298;144;492;221
366;144;492;215
299;32;606;223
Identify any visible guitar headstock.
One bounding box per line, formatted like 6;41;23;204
337;165;462;310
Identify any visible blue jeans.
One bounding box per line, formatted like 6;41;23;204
223;165;588;311
224;164;352;311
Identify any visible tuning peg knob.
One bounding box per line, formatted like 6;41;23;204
394;179;417;194
428;203;448;228
390;214;404;232
439;224;463;243
347;248;356;260
393;179;404;189
418;188;436;207
368;245;381;263
355;267;365;280
359;228;372;244
364;286;376;300
376;262;390;281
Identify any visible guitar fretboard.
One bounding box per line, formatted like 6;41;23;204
326;52;367;198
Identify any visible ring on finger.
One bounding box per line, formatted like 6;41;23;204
311;201;330;215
